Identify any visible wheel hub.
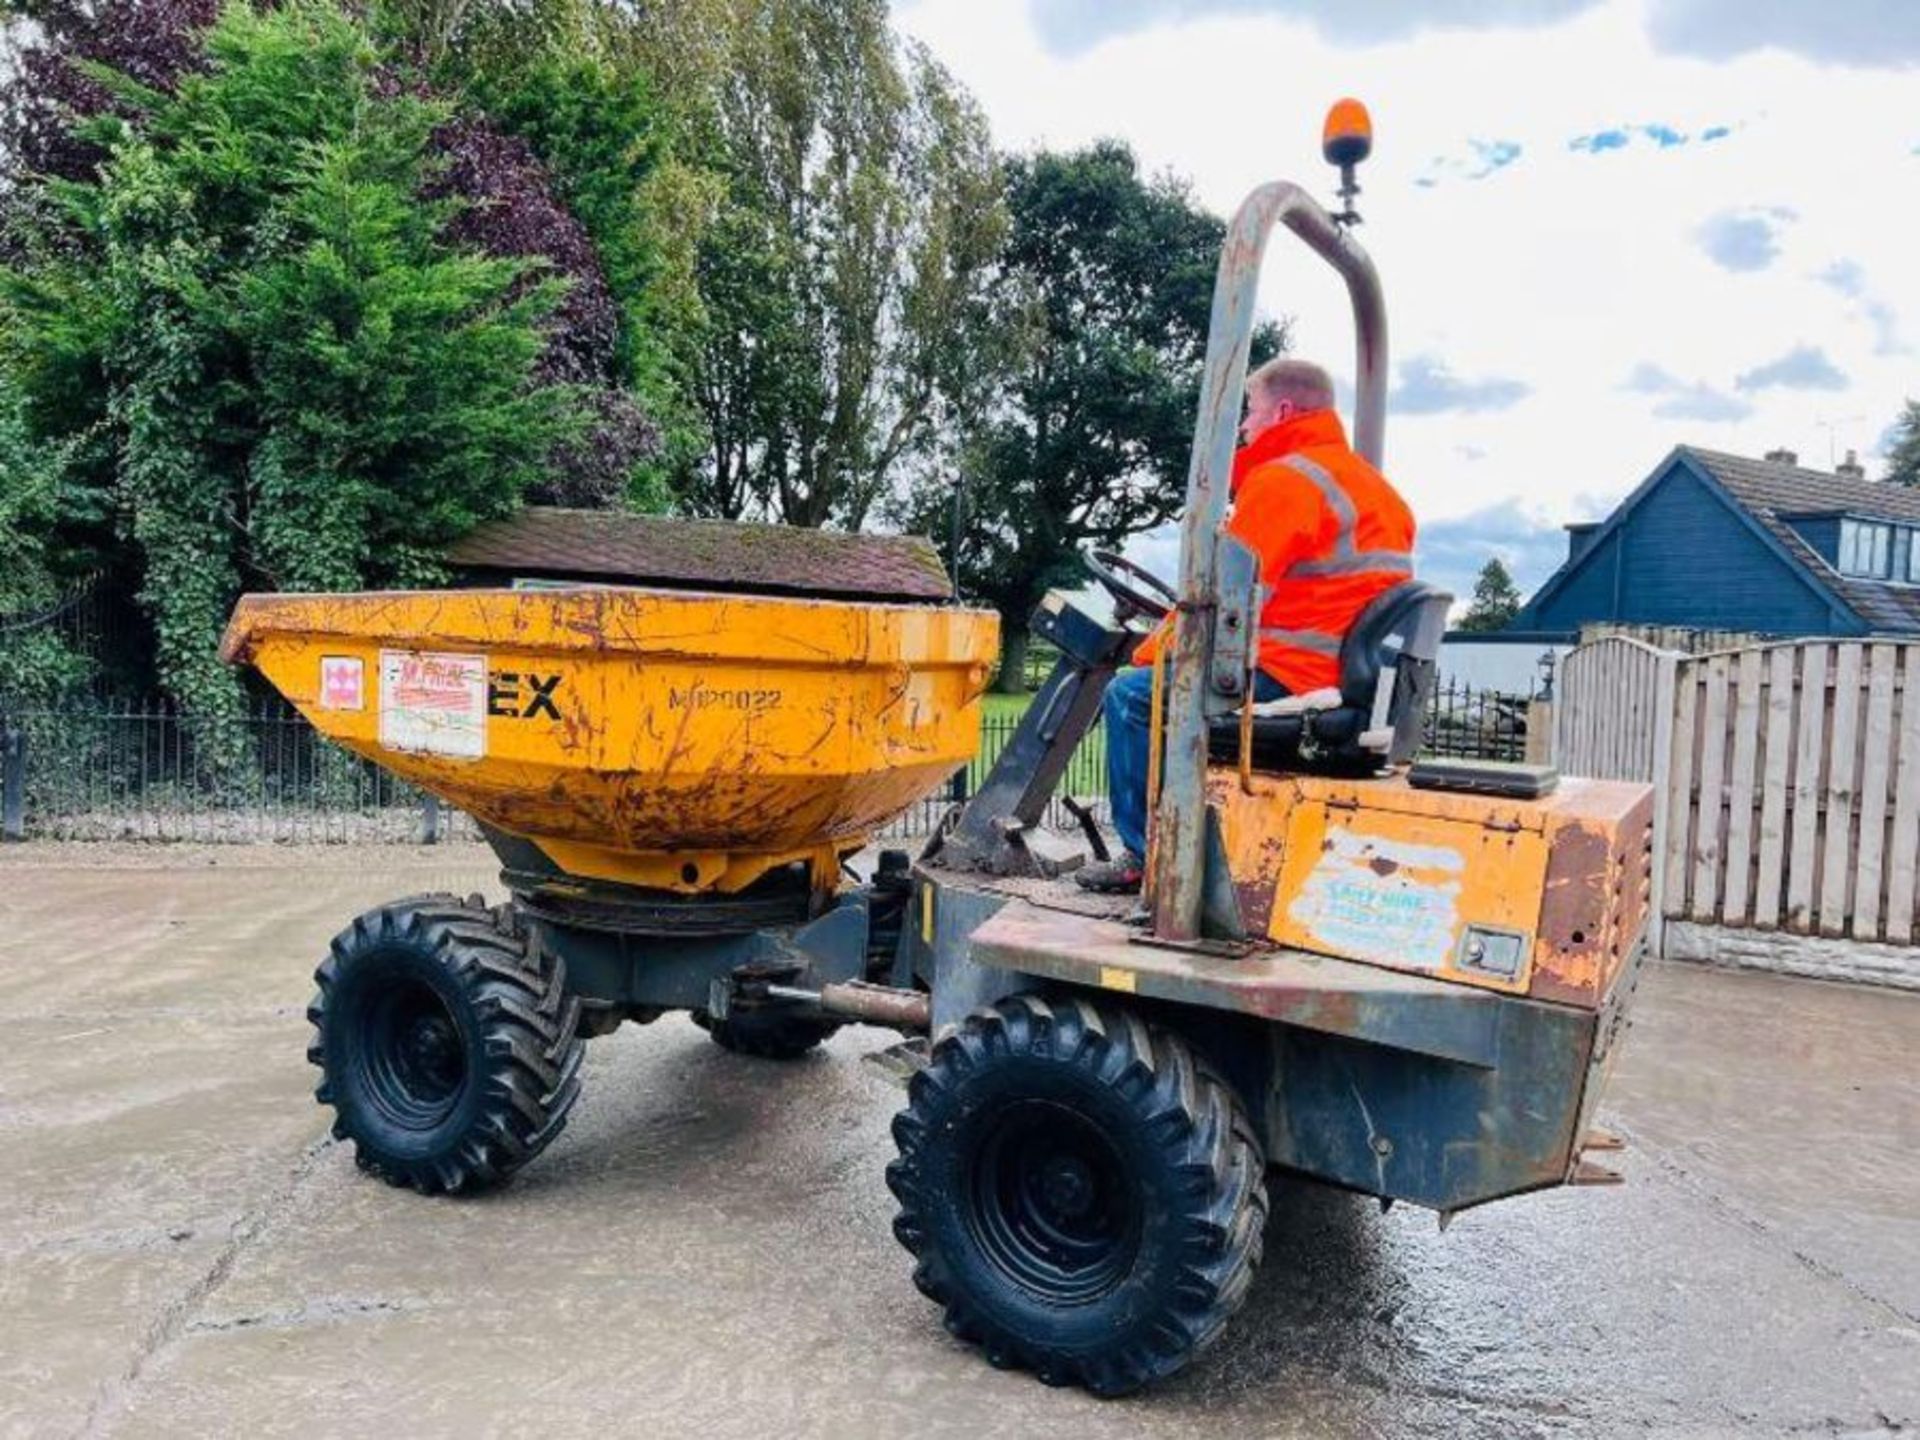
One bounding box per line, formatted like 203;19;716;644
403;1014;461;1093
967;1099;1142;1305
358;976;468;1130
1038;1154;1096;1221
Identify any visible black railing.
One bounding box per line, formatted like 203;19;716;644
0;680;1534;845
1420;678;1533;764
0;697;476;843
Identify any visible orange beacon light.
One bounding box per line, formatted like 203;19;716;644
1322;97;1372;225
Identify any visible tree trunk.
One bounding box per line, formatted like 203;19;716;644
995;625;1031;695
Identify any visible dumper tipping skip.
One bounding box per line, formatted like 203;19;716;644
220;587;1000;893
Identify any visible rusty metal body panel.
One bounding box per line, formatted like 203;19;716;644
955;881;1635;1212
942;759;1655;1213
222;587;998;892
1211;769;1654;1008
964;896;1507;1067
953;889;1610;1212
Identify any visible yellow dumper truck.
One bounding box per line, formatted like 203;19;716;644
222;108;1653;1395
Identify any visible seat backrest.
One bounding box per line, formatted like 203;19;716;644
1338;580;1452;763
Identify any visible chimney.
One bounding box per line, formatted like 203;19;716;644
1565;521;1601;563
1764;447;1799;466
1836;449;1866;480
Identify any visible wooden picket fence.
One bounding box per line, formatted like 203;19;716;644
1557;634;1920;949
1554;635;1676;783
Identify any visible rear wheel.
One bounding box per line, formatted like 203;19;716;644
887;994;1267;1395
693;1005;838;1060
308;894;584;1193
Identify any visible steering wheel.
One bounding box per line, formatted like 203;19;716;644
1081;547;1177;625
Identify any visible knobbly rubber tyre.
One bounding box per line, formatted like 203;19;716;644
308;893;584;1194
692;1006;838;1060
886;993;1267;1396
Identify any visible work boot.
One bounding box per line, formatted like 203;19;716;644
1074;851;1144;894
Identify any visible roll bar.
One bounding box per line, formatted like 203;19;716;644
1148;181;1389;942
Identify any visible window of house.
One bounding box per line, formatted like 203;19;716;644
1839;519;1895;578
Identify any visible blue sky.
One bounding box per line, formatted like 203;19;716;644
899;0;1919;608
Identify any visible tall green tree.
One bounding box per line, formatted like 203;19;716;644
2;0;580;719
665;0;1006;529
1458;557;1523;633
907;141;1281;690
1885;399;1920;488
341;0;1008;526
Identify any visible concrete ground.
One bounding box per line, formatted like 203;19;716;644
1;843;1916;1440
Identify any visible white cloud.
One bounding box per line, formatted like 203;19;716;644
1025;0;1920;65
1646;0;1920;66
1390;355;1530;415
1028;0;1597;55
1623;363;1753;421
1815;259;1909;356
1817;258;1867;298
1735;344;1849;392
898;0;1914;541
1696;207;1794;271
1414;137;1524;187
1415;498;1581;602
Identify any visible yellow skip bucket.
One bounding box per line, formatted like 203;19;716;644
221;587;1000;892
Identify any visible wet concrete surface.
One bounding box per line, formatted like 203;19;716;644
1;843;1916;1438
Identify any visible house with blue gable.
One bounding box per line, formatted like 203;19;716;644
1506;445;1920;642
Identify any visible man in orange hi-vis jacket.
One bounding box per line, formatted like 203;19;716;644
1077;356;1417;893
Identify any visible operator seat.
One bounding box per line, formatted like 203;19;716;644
1206;580;1452;777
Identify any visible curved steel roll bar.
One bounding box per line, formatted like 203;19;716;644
1149;182;1389;941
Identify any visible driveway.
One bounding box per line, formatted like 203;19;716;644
2;844;1916;1437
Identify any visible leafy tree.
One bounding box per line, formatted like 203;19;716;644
450;50;697;495
1885;399;1920;488
423;113;662;507
0;0;218;193
665;0;1006;529
904;141;1282;690
1;0;581;723
6;0;664;511
0;374;87;700
1458;557;1523;633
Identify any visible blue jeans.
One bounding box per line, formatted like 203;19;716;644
1104;666;1287;860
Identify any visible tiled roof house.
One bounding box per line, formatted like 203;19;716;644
1508;446;1920;640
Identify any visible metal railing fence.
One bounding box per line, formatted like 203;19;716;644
1421;677;1532;763
0;696;478;844
0;680;1532;845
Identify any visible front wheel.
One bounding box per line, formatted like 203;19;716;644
886;994;1267;1395
308;894;584;1193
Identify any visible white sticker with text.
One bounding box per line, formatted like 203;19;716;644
378;650;486;759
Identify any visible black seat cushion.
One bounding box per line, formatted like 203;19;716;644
1203;579;1449;778
1206;706;1377;776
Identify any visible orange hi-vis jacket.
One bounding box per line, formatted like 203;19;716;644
1135;408;1416;694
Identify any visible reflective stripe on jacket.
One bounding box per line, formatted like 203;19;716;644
1134;408;1415;694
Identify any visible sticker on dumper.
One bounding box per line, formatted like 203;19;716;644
1287;828;1464;973
318;656;363;711
379;650;486;759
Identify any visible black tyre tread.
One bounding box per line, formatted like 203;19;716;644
693;1007;837;1061
308;894;584;1195
885;991;1267;1396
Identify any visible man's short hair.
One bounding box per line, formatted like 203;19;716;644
1247;357;1336;413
